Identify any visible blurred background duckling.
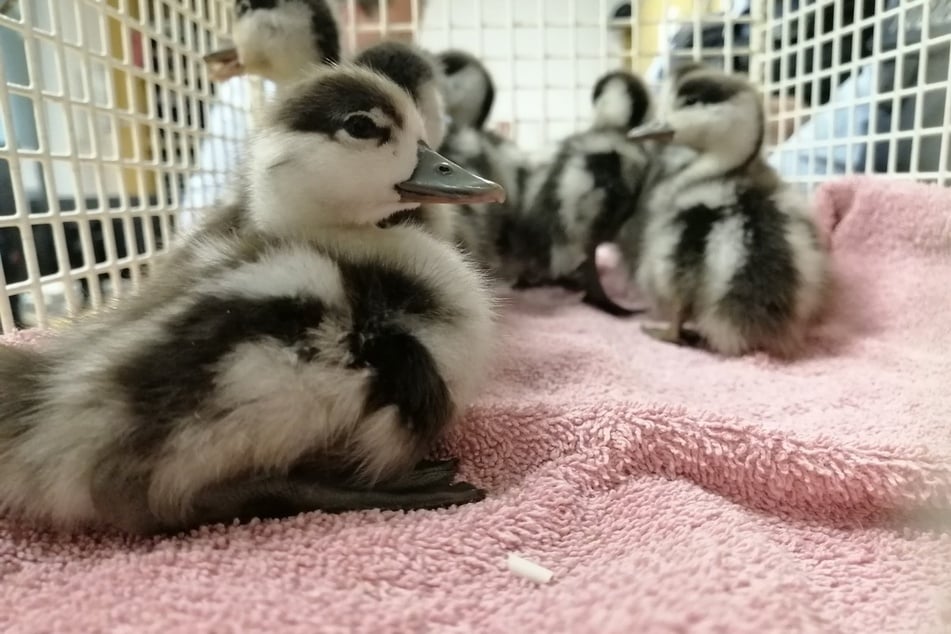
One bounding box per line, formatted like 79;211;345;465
437;49;494;131
193;0;347;236
432;49;533;282
616;65;829;357
435;49;529;210
204;4;517;204
204;0;341;93
511;70;654;300
0;64;504;535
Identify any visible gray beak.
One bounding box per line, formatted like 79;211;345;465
396;144;506;205
627;120;676;143
203;46;245;82
203;46;237;63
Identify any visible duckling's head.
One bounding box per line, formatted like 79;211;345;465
436;49;496;130
627;66;764;171
353;41;448;148
245;65;506;238
206;0;341;84
590;69;651;130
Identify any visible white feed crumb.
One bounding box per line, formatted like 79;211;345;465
506;553;554;584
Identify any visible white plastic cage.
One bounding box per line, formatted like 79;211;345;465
1;0;949;333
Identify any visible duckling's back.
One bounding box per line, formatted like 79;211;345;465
639;162;828;356
713;176;825;354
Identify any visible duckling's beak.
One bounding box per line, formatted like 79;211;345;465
627;120;676;143
204;46;245;82
396;144;506;205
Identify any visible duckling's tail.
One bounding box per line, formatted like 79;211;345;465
0;342;50;443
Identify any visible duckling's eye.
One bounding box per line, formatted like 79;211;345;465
343;114;380;140
682;95;700;107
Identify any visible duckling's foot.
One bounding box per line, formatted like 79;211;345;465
184;467;484;530
355;479;486;513
641;321;703;347
582;291;643;317
344;458;485;511
376;458;460;491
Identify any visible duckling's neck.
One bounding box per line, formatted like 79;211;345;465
247;181;402;242
675;152;736;186
675;132;763;186
246;182;335;241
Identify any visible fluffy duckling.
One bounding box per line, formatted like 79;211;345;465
205;10;523;281
353;42;521;281
436;49;530;213
200;40;458;245
430;50;533;282
437;49;495;131
512;70;653;298
0;64;504;535
204;0;341;90
617;65;828;356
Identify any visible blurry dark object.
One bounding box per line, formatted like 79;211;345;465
613;0;878;108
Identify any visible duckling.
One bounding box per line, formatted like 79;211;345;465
435;49;530;212
349;40;473;257
428;50;534;282
437;49;495;131
201;35;464;264
513;69;653;300
200;40;457;245
204;0;341;90
617;65;828;356
0;64;505;535
206;16;520;281
353;42;522;281
437;124;531;281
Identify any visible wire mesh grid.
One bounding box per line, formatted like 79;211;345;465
0;0;240;332
1;0;949;333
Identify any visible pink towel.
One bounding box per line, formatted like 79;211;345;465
1;175;949;633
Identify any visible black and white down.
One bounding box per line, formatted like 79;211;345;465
512;70;654;290
0;63;498;535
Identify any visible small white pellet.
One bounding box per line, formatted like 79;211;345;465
506;553;554;584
